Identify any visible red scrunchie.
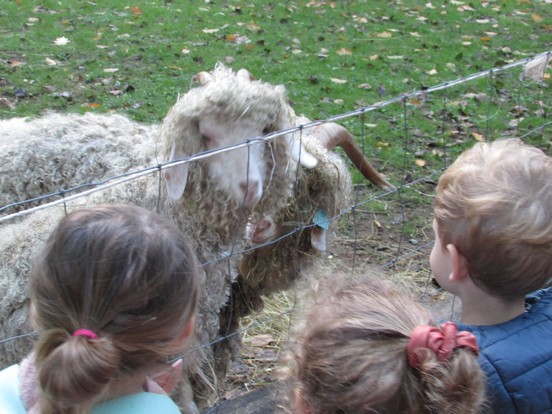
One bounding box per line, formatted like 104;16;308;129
407;322;478;369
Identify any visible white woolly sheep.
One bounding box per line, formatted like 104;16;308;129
0;112;159;213
180;72;394;397
0;64;392;411
0;65;316;413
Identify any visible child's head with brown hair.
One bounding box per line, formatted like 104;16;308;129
29;204;201;413
282;277;484;414
433;138;552;300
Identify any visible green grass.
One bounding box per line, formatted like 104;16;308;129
1;0;550;181
2;1;549;112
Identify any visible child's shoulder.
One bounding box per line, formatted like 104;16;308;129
525;287;552;311
0;364;27;413
93;392;181;414
459;288;552;343
464;288;552;413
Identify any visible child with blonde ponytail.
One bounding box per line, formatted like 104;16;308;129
0;204;201;413
282;277;485;414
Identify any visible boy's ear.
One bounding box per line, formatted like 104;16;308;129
446;244;469;282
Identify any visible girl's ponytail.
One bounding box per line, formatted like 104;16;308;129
36;328;120;413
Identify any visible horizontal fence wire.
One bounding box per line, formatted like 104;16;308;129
1;49;549;222
0;49;550;362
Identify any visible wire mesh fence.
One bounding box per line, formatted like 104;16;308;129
0;50;549;410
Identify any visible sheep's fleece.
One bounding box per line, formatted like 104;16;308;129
0;112;159;212
0;64;311;412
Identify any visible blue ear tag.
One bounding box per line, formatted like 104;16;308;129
313;209;330;230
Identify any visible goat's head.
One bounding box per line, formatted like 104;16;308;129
162;64;316;208
248;121;394;251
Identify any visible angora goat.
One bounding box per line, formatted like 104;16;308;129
0;64;391;411
0;65;316;413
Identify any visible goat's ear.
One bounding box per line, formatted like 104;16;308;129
311;227;327;252
237;68;255;81
193;71;212;86
288;135;318;169
164;144;190;200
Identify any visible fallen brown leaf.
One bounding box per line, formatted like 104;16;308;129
54;36;70;46
337;48;352;55
331;78;347;84
8;60;25;67
472;132;485;141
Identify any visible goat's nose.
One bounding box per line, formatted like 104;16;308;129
240;180;261;208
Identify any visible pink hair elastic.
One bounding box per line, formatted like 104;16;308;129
72;329;98;339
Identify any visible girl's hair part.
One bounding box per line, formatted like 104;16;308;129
29;204;201;413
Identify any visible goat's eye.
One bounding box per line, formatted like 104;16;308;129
201;134;218;149
262;126;272;135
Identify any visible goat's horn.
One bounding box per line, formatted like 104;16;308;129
315;123;395;190
193;71;212;85
237;68;255;81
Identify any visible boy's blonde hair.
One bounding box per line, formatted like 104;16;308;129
434;138;552;299
282;277;485;414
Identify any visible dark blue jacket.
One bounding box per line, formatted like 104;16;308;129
458;288;552;414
